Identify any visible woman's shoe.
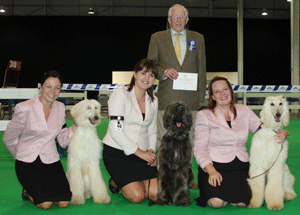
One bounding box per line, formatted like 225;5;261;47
109;178;119;194
22;189;30;201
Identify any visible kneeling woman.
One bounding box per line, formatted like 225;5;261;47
3;71;76;210
193;76;289;208
103;59;158;203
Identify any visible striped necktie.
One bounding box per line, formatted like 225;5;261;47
174;33;182;65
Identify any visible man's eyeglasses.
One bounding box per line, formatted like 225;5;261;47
170;15;186;19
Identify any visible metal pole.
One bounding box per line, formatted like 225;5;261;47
237;0;244;103
44;0;46;15
291;0;300;85
209;0;213;17
291;0;300;113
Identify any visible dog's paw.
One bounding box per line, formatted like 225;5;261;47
174;198;191;207
156;198;172;206
70;195;85;205
247;203;260;209
247;198;263;209
93;194;111;204
284;191;297;201
267;202;284;211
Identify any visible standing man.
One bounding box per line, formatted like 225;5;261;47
147;4;206;148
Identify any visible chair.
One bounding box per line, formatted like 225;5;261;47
2;60;22;88
1;60;22;119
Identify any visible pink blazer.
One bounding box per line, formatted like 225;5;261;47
194;104;261;170
3;95;74;164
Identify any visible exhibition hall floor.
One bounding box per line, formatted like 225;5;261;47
0;119;299;215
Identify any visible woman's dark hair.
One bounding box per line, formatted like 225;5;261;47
41;70;63;87
206;76;237;119
127;59;158;102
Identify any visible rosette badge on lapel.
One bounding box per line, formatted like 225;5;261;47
189;40;197;51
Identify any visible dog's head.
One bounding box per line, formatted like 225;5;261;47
163;102;193;131
70;99;101;127
260;95;289;128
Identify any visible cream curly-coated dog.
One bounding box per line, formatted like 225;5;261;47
67;99;111;205
248;95;296;210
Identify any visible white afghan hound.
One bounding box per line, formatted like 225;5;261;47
248;95;296;210
67;99;111;205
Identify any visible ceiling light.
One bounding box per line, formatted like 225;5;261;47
262;8;268;16
287;0;292;2
0;6;5;13
88;8;94;14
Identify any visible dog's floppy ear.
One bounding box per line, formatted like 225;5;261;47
185;105;193;130
281;97;290;127
260;97;272;126
283;110;290;127
163;103;174;129
70;101;81;119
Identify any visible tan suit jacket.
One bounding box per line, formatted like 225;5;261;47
147;29;206;110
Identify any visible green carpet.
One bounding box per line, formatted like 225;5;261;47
0;119;299;215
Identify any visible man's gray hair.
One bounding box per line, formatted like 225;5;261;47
168;4;189;18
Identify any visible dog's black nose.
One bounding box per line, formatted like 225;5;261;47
94;116;99;120
276;113;281;118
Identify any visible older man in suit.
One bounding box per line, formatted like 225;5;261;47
147;4;206;148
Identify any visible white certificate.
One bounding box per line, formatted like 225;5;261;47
173;72;198;91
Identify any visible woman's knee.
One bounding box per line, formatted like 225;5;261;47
207;198;228;208
122;184;145;204
230;202;246;207
124;190;145;203
55;201;70;208
37;202;53;210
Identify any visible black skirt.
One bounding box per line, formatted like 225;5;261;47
15;156;72;205
103;144;158;188
196;157;252;207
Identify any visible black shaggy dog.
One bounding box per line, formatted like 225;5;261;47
157;102;194;206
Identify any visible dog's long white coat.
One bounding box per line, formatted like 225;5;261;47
67;100;111;205
248;95;296;210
